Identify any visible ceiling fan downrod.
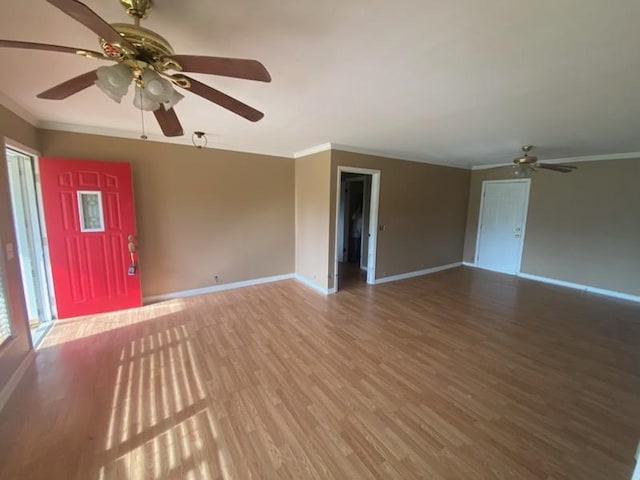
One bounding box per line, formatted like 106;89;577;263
119;0;152;24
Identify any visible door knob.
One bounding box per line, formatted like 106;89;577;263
127;234;136;253
127;235;138;275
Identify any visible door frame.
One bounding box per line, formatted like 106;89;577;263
334;166;380;287
4;138;58;330
474;179;531;275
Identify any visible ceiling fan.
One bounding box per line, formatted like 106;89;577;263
0;0;271;137
511;145;577;176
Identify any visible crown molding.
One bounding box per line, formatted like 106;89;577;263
294;142;470;169
37;121;294;159
0;90;38;126
472;151;640;170
542;152;640;164
292;143;332;158
5;98;638;167
471;161;512;170
329;143;470;169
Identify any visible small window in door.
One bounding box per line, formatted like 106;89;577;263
77;191;105;232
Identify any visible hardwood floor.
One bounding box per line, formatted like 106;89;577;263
337;261;367;291
0;267;638;479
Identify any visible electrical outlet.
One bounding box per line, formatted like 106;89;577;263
214;275;219;283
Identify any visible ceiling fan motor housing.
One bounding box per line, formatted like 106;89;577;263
101;24;175;68
513;145;537;165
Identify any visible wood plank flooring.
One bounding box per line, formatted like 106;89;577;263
0;267;638;479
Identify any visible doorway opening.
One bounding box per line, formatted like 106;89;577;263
5;145;56;346
334;167;380;291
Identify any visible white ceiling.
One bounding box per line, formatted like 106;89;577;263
1;0;640;167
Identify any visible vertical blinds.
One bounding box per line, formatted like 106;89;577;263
0;259;12;345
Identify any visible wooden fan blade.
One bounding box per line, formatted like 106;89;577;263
177;75;264;122
37;70;97;100
538;163;577;173
0;40;110;60
153;108;184;137
46;0;136;52
171;55;271;82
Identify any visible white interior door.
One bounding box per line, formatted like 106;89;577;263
475;180;530;275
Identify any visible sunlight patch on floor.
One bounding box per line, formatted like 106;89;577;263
42;299;188;347
98;320;227;480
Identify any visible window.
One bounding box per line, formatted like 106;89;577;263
0;257;12;345
77;191;105;232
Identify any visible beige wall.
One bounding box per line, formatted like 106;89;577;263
39;130;295;297
329;150;470;289
0;105;38;395
463;158;640;296
294;151;331;290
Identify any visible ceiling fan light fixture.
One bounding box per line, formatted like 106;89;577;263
138;69;172;100
162;89;184;111
95;63;132;103
4;0;270;138
133;84;161;111
513;164;535;177
132;68;183;111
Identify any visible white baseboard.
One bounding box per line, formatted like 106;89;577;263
462;263;639;303
294;274;334;295
374;262;462;285
0;349;35;412
144;273;295;304
518;272;640;303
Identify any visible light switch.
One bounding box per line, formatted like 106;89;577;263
5;243;14;261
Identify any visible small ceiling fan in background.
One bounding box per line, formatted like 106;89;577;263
511;145;577;176
0;0;271;138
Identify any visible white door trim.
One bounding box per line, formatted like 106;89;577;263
474;179;531;275
5;139;58;320
334;166;380;288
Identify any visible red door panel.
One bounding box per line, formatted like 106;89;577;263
39;157;141;318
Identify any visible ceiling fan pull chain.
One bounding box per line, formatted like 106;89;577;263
139;86;147;140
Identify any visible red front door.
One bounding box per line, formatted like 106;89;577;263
39;157;141;319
